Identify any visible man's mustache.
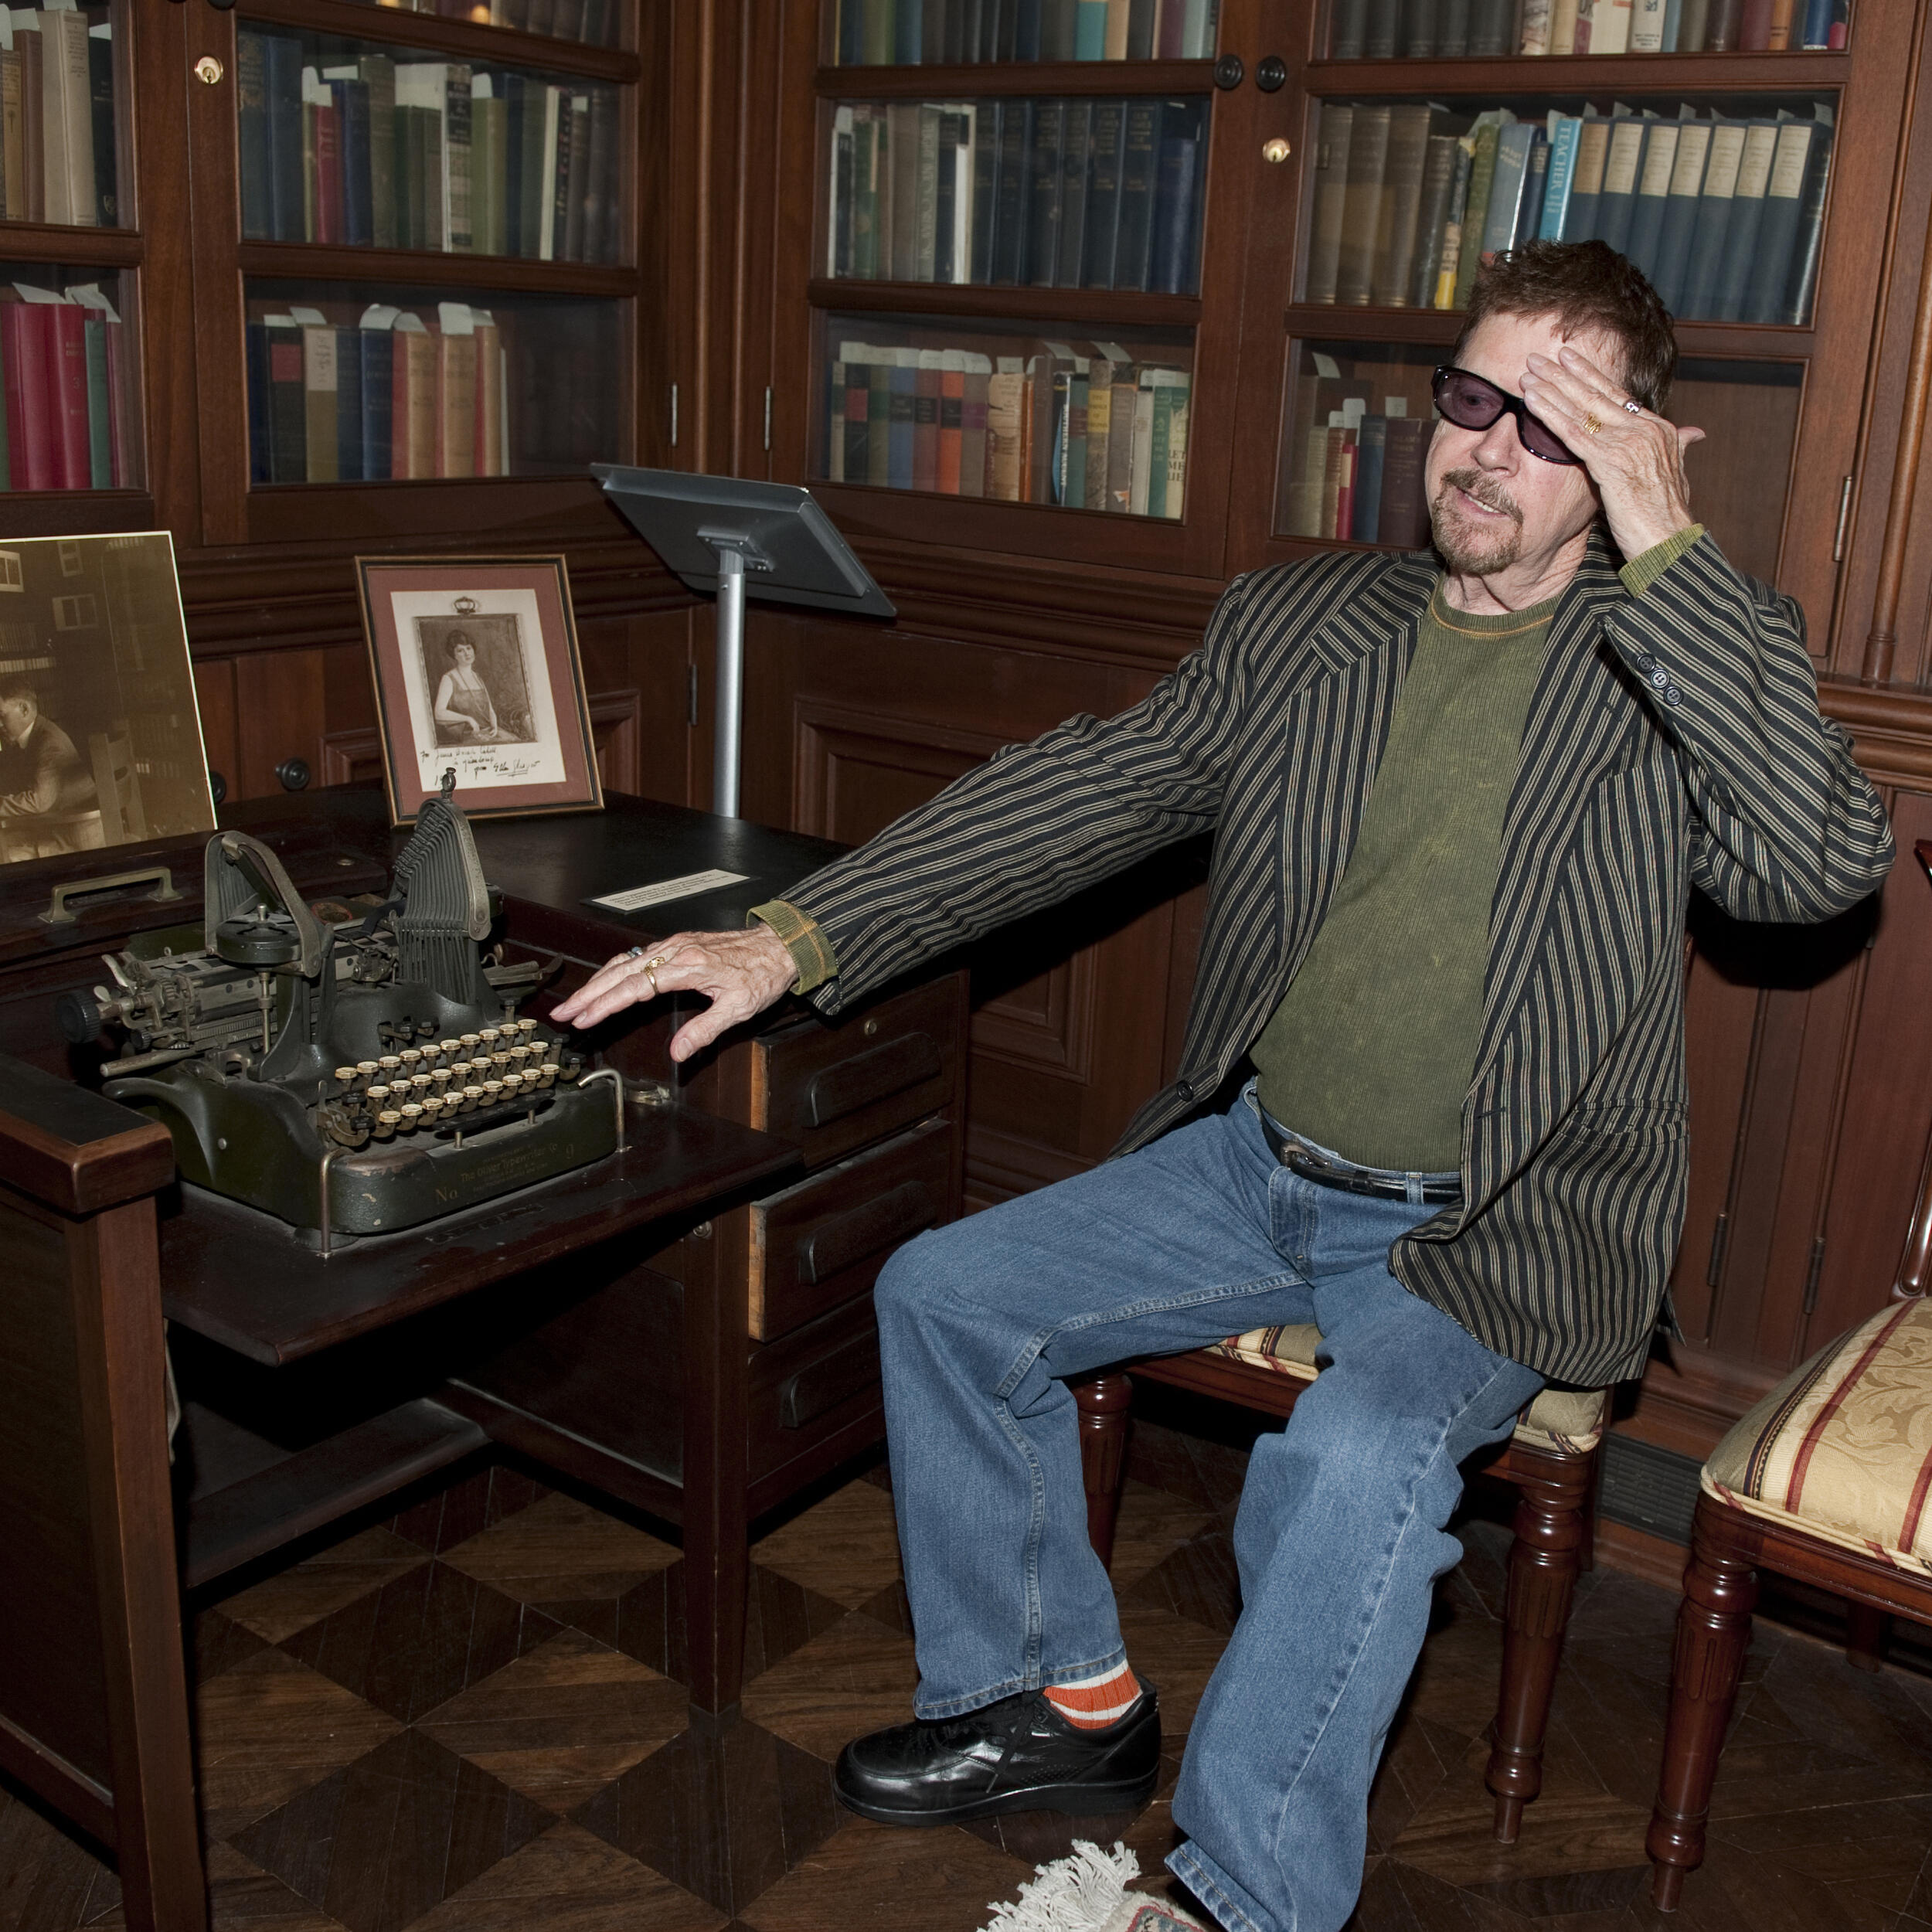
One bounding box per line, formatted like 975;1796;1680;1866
1438;468;1522;526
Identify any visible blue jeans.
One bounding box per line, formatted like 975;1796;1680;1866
872;1092;1544;1932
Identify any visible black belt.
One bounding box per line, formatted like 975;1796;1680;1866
1258;1113;1462;1205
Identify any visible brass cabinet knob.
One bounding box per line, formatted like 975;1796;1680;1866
194;56;223;85
1263;138;1292;165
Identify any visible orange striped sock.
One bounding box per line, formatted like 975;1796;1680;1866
1044;1661;1142;1730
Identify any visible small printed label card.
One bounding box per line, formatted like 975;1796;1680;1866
587;869;750;913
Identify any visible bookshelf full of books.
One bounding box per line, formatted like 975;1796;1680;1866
1327;0;1853;57
1237;0;1917;638
203;0;650;540
828;95;1209;293
831;0;1223;63
801;0;1230;571
0;5;121;228
825;316;1195;514
1276;76;1840;586
235;24;625;263
0;3;139;502
1304;93;1834;324
1281;337;1799;583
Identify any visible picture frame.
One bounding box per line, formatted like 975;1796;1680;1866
0;532;217;867
354;553;604;825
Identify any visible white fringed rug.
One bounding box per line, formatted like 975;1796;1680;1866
977;1841;1212;1932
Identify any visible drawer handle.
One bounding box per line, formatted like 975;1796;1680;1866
797;1180;937;1286
804;1032;942;1128
779;1333;880;1429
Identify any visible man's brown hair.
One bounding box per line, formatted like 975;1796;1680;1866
1451;240;1678;414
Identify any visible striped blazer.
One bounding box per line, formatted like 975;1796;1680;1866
785;531;1893;1386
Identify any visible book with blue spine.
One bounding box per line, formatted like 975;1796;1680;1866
1514;131;1550;249
1746;114;1819;323
1594;111;1651;256
887;348;917;488
1075;0;1107;54
1779;110;1832;323
1478;121;1536;260
1622;115;1683;281
263;34;305;242
1679;115;1746;318
1712;117;1781;321
1151;98;1206;295
1562;110;1611;241
358;306;395;481
245;319;272;482
1539;113;1582;240
1649;117;1711;313
1353;413;1387;543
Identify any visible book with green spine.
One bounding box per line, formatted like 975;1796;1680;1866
1452;115;1507;309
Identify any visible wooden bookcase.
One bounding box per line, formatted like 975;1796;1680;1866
0;0;703;813
740;0;1932;1577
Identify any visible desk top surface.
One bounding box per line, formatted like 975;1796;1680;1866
0;787;849;964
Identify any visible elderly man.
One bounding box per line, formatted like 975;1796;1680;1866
556;243;1891;1932
0;678;103;857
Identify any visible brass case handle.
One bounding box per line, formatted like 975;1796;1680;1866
41;866;183;927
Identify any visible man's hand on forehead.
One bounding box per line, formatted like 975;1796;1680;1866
1520;344;1702;563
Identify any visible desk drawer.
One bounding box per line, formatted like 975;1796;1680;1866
749;1117;951;1342
749;1293;881;1485
752;975;962;1168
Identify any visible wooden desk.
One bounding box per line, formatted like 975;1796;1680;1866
0;787;969;1932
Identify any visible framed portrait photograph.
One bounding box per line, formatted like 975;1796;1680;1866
355;553;604;824
0;532;216;867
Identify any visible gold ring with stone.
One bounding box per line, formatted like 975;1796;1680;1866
1582;410;1604;436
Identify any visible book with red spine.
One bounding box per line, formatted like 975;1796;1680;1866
47;300;91;488
0;298;55;489
314;90;342;243
937;351;964;494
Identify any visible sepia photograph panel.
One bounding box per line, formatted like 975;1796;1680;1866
0;532;216;866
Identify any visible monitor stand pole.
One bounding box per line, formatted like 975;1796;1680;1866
697;526;770;819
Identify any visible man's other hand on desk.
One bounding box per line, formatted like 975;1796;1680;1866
552;923;799;1063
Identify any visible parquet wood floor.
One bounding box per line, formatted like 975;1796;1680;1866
8;1413;1932;1932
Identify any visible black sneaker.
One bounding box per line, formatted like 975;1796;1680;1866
832;1684;1161;1825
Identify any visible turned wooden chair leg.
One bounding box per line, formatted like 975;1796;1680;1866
1845;1600;1889;1674
1073;1370;1134;1570
1647;1498;1760;1910
1486;1444;1593;1844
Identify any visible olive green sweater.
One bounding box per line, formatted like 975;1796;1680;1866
1249;584;1556;1169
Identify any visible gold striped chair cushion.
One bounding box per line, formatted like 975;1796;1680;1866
1207;1326;1607;1454
1704;1297;1932;1576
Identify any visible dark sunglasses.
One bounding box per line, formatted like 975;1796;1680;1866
1431;365;1580;466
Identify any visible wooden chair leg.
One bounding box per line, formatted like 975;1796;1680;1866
1485;1444;1594;1845
1845;1600;1889;1674
1072;1370;1134;1570
1647;1498;1760;1910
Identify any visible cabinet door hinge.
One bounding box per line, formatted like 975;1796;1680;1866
1706;1212;1730;1290
687;662;699;727
763;385;773;452
1802;1233;1827;1314
669;382;679;449
1834;475;1853;563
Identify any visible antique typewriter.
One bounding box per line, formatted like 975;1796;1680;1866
57;783;624;1245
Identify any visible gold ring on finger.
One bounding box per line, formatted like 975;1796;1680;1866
1582;410;1603;437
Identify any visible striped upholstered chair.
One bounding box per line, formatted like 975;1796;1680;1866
1074;1335;1610;1843
1647;1294;1932;1908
